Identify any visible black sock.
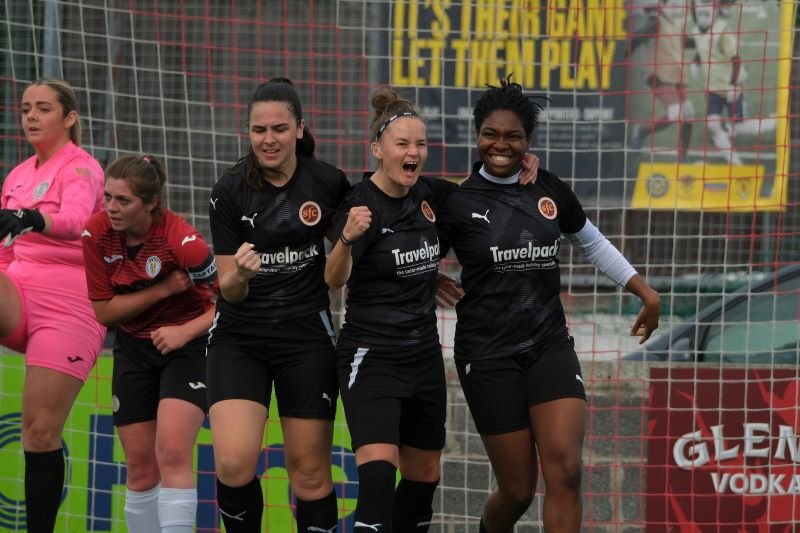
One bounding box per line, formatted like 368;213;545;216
296;489;338;532
392;478;438;532
353;460;397;532
25;449;64;533
216;476;263;533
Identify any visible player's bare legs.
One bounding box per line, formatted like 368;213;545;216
479;429;538;532
530;397;586;533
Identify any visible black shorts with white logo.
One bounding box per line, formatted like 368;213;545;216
456;335;586;435
205;309;338;419
112;329;208;426
337;339;446;451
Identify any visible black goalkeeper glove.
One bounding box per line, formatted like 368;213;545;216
0;208;46;247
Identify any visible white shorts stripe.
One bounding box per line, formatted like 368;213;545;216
318;310;336;346
204;311;221;357
347;347;369;389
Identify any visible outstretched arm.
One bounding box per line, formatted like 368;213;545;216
565;219;660;343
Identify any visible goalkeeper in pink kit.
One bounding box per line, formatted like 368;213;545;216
0;78;106;532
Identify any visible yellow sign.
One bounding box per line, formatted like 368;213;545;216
631;162;785;211
390;0;627;89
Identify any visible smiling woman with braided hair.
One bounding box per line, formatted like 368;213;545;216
437;77;661;532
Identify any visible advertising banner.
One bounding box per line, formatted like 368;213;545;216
648;367;800;529
372;0;793;209
0;355;357;532
627;0;794;211
373;0;631;202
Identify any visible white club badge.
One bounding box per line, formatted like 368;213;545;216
145;255;162;278
33;181;50;199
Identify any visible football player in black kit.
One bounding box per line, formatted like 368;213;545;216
205;78;350;533
437;77;661;533
324;88;459;533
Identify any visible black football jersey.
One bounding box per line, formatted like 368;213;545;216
336;175;457;350
209;156;350;322
438;167;587;360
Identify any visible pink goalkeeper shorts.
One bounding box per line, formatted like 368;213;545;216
1;262;105;382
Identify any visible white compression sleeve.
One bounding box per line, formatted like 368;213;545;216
565;219;637;287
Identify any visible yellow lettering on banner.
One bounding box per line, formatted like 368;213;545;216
428;0;451;41
575;41;598;88
559;41;576;88
504;39;536;88
585;0;604;36
426;39;444;85
394;1;406;36
390;0;624;89
565;0;584;37
522;3;541;36
474;1;492;39
392;39;413;85
608;0;627;38
451;39;470;86
540;40;560;89
459;0;472;39
547;0;566;36
598;40;616;88
470;40;500;87
507;0;522;35
495;3;511;39
547;0;628;38
408;0;419;40
537;39;618;90
392;38;446;87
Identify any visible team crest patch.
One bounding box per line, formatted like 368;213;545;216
299;201;322;226
646;173;669;198
420;200;436;222
145;256;162;278
111;395;120;413
538;197;557;220
33;181;50;199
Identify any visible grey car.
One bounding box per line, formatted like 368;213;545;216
624;264;800;364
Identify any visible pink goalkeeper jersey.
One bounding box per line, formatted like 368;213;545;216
1;142;104;270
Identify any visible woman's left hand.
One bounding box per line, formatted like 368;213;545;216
519;153;540;186
151;325;189;355
435;272;464;307
630;294;661;344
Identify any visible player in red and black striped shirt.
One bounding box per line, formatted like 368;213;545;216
83;154;216;533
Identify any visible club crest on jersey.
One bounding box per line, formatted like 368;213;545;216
145;255;162;278
538;197;557;220
420;200;435;222
299;201;322;226
33;181;50;199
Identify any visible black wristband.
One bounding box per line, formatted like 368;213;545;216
340;233;353;246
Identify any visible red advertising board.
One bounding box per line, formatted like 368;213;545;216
648;367;800;530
